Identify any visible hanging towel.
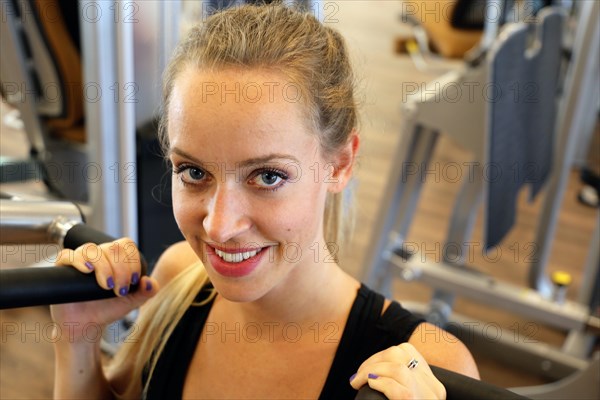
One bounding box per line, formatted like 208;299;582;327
485;10;564;249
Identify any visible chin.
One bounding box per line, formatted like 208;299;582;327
212;281;267;303
203;267;266;301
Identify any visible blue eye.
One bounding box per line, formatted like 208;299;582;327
174;164;207;186
259;172;281;186
250;169;288;190
186;167;205;181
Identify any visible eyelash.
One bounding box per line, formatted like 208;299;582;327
173;164;207;188
249;168;289;192
172;164;289;192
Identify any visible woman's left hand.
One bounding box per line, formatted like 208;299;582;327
349;343;446;399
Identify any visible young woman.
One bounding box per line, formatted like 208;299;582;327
51;4;478;399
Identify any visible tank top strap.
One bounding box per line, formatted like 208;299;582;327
318;284;425;399
318;283;385;399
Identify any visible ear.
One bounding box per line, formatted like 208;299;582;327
327;130;360;193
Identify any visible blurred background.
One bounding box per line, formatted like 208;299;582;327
1;1;598;398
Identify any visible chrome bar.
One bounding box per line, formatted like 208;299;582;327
0;199;83;244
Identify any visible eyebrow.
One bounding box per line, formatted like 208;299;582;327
169;147;300;168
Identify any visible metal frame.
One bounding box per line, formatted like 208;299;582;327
1;0;51;183
362;2;599;397
79;0;136;239
2;0;183;239
0;197;82;245
528;0;600;295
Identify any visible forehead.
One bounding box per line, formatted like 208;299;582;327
167;67;318;153
168;67;311;130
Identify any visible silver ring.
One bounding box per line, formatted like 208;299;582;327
407;358;419;370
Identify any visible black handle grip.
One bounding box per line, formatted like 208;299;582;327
355;386;387;400
354;366;530;400
0;224;147;309
429;366;529;400
62;223;120;251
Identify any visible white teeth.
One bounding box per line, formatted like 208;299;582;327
215;248;259;263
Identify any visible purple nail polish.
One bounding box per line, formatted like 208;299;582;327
131;272;140;285
119;287;129;296
107;277;115;289
349;373;357;382
368;373;379;380
145;281;153;291
84;261;94;271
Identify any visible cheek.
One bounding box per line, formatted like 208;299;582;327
171;186;184;224
171;190;204;232
274;182;327;240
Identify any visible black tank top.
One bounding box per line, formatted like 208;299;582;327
143;284;424;399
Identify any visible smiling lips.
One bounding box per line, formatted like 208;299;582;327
214;248;260;263
207;245;268;278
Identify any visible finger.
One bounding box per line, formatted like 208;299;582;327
355;363;444;400
85;244;122;293
99;237;142;273
350;344;430;389
98;238;141;297
362;375;413;400
364;343;429;374
397;343;434;375
350;348;400;389
53;243;117;292
113;276;160;310
350;361;410;390
135;276;159;300
54;248;93;273
55;243;106;274
368;345;446;400
76;241;130;295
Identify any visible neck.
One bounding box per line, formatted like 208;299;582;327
219;259;360;327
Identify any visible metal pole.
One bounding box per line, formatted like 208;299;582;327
529;0;600;294
0;199;82;244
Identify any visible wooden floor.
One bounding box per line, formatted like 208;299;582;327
1;1;599;398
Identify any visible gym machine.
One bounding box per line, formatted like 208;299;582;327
362;1;599;399
0;195;528;399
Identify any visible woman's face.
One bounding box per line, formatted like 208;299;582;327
167;67;343;302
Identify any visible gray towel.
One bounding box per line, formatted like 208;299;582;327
485;11;564;249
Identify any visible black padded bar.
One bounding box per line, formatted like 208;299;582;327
0;222;529;399
63;224;148;276
0;267;116;309
429;366;529;399
355;366;530;400
63;223;119;250
354;386;387;400
0;224;147;309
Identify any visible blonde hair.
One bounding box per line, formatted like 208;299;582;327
109;4;358;397
161;3;358;246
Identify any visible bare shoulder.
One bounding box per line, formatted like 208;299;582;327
151;240;200;287
409;322;480;379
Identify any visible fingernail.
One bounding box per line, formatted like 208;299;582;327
84;261;94;271
368;373;379;380
131;272;140;285
145;281;153;292
119;287;129;296
349;373;357;382
107;276;115;289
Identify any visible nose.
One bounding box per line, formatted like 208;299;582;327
203;183;252;244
